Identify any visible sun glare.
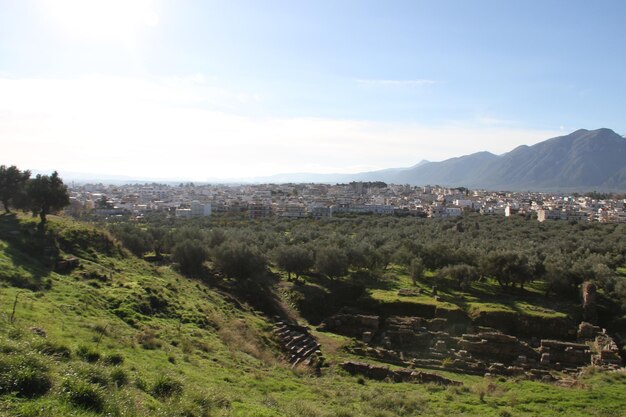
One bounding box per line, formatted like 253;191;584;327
43;0;158;42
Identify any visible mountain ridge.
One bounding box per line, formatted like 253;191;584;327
249;128;626;191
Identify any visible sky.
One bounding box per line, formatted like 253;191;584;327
1;0;625;181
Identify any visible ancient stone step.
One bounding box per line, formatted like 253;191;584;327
273;320;325;371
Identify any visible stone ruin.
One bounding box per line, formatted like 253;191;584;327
340;361;462;386
320;312;624;382
317;313;380;339
273;321;324;372
538;340;591;370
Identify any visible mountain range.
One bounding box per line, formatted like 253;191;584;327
250;128;626;191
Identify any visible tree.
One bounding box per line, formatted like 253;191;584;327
109;224;153;257
0;165;30;213
171;239;209;277
213;241;267;279
438;264;479;289
25;171;70;227
481;251;530;288
273;245;314;281
315;247;348;280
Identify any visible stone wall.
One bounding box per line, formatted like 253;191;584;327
340;361;462;385
457;332;539;363
318;313;380;339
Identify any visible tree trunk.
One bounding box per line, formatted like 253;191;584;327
2;199;10;213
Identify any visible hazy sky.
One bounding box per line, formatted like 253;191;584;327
1;1;625;180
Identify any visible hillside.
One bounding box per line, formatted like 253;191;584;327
1;215;626;417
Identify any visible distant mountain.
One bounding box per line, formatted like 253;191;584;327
249;129;626;191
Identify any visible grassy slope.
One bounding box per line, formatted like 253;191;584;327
0;215;625;417
365;266;573;319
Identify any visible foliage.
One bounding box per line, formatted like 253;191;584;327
0;215;626;416
151;374;184;398
481;251;531;288
213;241;267;279
108;223;153;257
0;355;52;398
25;171;70;227
61;378;105;412
0;165;30;213
439;263;479;289
409;257;425;285
75;344;101;363
315;246;349;279
172;239;209;276
273;244;314;280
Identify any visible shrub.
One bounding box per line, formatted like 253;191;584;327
33;339;71;359
0;340;19;354
368;391;426;415
0;355;52;398
151;374;184;398
61;378;105;412
103;352;124;366
110;368;129;387
75;344;101;362
135;329;162;350
134;376;148;391
74;363;110;386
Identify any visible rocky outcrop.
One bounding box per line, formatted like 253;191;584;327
340;361;462;386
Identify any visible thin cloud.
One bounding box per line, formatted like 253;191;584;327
0;75;561;180
356;79;437;87
475;115;518;126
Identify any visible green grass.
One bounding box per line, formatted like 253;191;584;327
0;215;625;417
360;264;576;322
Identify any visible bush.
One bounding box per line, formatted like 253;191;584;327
75;344;101;362
135;329;162;350
103;352;124;366
33;339;71;359
74;363;110;386
110;368;129;387
151;374;184;398
0;355;52;398
61;378;105;412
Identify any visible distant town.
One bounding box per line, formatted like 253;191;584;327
65;181;626;223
